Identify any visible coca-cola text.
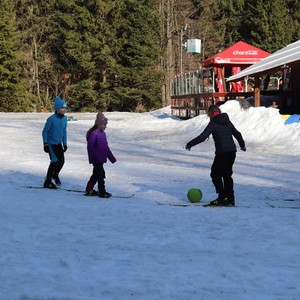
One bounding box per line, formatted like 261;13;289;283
233;50;258;55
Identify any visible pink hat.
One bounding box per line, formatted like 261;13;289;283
95;112;108;126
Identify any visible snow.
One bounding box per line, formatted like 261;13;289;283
1;100;300;299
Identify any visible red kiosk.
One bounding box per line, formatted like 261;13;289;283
171;41;270;118
203;41;270;94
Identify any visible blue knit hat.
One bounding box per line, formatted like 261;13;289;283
54;96;67;111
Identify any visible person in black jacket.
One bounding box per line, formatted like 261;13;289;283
185;105;246;206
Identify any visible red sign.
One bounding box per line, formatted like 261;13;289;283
233;50;258;55
203;41;270;67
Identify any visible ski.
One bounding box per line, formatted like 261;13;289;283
156;202;266;208
265;195;300;202
25;186;135;198
283;199;300;202
202;204;251;208
265;195;300;208
188;202;300;209
202;203;234;207
67;189;135;198
266;202;300;209
156;201;239;207
156;201;202;207
156;201;260;208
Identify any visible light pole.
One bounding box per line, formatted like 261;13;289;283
180;24;188;76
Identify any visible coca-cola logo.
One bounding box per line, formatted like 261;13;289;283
233;50;258;55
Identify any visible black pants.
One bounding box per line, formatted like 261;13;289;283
86;163;106;193
46;144;65;181
210;151;236;201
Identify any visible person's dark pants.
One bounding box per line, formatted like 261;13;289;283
46;144;65;182
210;151;236;202
86;163;106;194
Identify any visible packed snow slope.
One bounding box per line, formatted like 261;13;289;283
0;101;300;300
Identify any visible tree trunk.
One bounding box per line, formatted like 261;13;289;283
159;0;176;107
33;35;41;109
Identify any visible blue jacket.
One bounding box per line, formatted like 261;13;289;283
42;113;67;145
186;113;245;153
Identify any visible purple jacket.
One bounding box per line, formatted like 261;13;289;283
87;129;116;164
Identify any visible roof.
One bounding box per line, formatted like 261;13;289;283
227;39;300;81
203;41;270;68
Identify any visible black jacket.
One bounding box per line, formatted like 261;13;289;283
186;113;245;153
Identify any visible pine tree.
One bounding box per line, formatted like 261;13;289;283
4;0;299;112
214;0;244;46
0;0;29;111
239;0;294;53
14;0;67;111
49;1;100;110
107;0;163;111
187;0;228;58
286;0;300;40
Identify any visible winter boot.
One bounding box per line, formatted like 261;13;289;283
52;173;61;186
227;196;235;206
85;189;98;196
209;195;229;206
44;179;57;189
99;191;112;198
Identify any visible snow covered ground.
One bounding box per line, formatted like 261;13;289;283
1;101;300;300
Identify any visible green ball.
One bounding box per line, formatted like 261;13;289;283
187;188;202;203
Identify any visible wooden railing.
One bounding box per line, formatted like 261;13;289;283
170;90;291;119
171;92;254;119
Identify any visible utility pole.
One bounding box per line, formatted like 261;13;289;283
180;24;187;76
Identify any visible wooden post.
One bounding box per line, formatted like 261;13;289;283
254;77;260;107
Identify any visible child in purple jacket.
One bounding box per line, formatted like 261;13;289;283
85;112;116;198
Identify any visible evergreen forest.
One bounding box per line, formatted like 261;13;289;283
0;0;299;112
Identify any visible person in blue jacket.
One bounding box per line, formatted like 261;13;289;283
185;104;246;206
42;96;68;189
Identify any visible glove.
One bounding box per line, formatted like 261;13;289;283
240;146;246;151
44;144;49;153
63;145;68;152
185;145;191;151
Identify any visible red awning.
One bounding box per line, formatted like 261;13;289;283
203;41;270;68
